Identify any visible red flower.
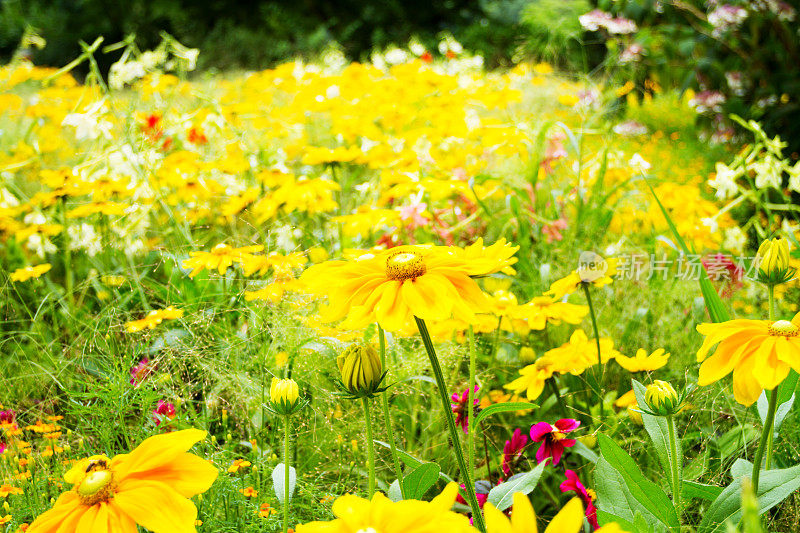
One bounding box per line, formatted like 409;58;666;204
152;400;176;426
451;385;480;433
529;418;580;465
560;469;599;529
420;51;433;63
129;358;154;386
501;428;528;476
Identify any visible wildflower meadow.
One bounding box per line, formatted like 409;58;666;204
1;3;800;532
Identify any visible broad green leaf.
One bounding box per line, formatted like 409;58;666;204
682;481;723;502
597;510;637;531
632;379;681;494
487;461;548;512
374;440;455;483
474;402;538;426
698;461;800;532
402;462;440;500
643;177;730;322
595;434;679;532
757;391;795;433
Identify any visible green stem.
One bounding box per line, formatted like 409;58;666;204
283;414;290;533
378;325;406;498
752;387;778;494
765;285;776;468
467;326;477;501
60;197;74;306
415;317;486;533
582;284;605;422
667;415;682;515
362;397;376;498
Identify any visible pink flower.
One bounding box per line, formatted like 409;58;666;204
501;428;529;476
152;400;176;426
561;469;599;529
130;358;154;386
399;203;428;231
542;218;568;243
451;385;480;433
529;418;580;465
0;410;16;425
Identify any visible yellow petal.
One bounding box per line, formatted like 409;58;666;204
544;497;584;533
112;429;207;480
483;502;514;533
112;480;198;533
510;492;537;532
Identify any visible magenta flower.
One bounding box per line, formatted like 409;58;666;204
451;385;480;433
529;418;580;465
152;400;176;426
130;358;154;386
0;410;16;425
561;469;599;530
501;428;529;476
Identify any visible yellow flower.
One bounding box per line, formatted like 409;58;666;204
10;264;51;282
239;487;258;498
696;314;800;405
558;94;580;107
227;459;251;473
505;357;557;401
270;378;300;414
484;494;584;533
125;307;184;333
337;344;383;396
300;243;505;332
756;236;794;284
615;348;670;372
644;380;681;416
507;296;588;331
545;258;619;300
295;483;474;533
181;243;264;277
28;429;217;533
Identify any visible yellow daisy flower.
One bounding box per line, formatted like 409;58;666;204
615;348;670;372
10;264;51;282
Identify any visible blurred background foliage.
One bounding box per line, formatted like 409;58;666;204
1;0;799;152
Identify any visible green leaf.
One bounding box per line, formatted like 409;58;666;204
643;176;730;322
698;461;800;532
374;440;455;484
486;461;548;512
402;462;440;500
682;481;723;502
597;510;637;531
632;379;681;494
573;440;599;463
758;390;795;433
474;402;538;426
595;434;679;532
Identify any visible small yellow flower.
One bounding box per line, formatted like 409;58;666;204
756;236;794;284
337;344;383;397
616;348;670;372
270;378;300;414
10;264;51;282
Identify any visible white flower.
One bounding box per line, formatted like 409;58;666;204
68;223;102;256
751;155;783;189
385;48;409;65
787;160;800;193
723;227;747;253
26;234;56;257
62;100;112;140
708;162;740;199
628;153;651;173
701;217;719;233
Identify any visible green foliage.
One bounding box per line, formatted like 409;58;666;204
518;0;594;69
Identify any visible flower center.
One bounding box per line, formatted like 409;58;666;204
586;488;597;501
385;251;426;281
551;431;566;441
768;320;799;337
76;468;116;506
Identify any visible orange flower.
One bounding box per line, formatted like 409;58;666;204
240;487;258;498
28;429;217;533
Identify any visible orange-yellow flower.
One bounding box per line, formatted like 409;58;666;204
10;264;51;282
28;429;217;533
696;313;800;405
300;241;516;332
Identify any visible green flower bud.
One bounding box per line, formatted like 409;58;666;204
757;236;795;285
644;380;681;417
337;343;383;397
269;378;301;415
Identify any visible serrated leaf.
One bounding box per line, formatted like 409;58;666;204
487;461;548;512
595;434;679;532
403;462;440;499
474;402;538;426
272;463;296;504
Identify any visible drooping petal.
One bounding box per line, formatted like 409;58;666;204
28;492;87;533
112;429;207;481
510;492;537;532
483;503;514;533
122;452;218;498
112;479;198;533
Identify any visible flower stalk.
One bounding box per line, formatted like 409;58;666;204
415;316;486;533
362;397;376;498
752;387;778;495
667;415;681;514
378;325;406;498
582;283;605;422
467;325;477;500
283;414;291;533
